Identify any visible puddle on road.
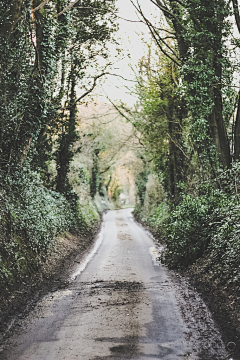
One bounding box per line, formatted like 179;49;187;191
149;246;164;266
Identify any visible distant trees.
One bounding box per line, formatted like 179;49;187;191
71;103;143;204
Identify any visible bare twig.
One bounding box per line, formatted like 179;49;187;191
167;133;189;159
131;0;181;66
74;7;143;23
61;72;107;110
31;0;50;13
56;1;115;18
107;73;137;82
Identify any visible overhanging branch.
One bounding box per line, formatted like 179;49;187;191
131;0;181;66
31;0;50;13
61;72;107;111
56;0;114;18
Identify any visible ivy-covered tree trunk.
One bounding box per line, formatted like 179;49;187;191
152;0;231;169
234;92;240;161
20;0;49;167
90;149;100;198
212;90;231;168
56;70;77;194
32;0;44;72
211;6;231;168
233;2;240;161
167;103;176;200
135;168;149;207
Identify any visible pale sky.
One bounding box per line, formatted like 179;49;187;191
95;0;156;106
78;1;239;107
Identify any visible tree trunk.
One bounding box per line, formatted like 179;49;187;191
167;102;177;201
168;0;188;61
90;150;100;199
56;72;77;194
212;7;231;168
32;0;44;73
204;4;231;169
213;89;231;168
234;91;240;161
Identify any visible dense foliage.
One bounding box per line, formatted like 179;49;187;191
131;0;240;291
0;0;118;291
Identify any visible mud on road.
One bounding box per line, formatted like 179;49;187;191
0;209;235;360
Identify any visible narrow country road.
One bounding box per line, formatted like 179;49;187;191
3;209;228;360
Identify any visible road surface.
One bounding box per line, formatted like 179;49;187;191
2;209;228;360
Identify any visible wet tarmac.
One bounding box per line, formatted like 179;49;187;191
1;209;230;359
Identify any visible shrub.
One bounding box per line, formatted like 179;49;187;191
162;191;221;268
143;202;169;238
0;166;94;290
161;164;240;272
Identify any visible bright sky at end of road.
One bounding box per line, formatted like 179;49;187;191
96;0;156;107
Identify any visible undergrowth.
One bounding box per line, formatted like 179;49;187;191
134;163;240;292
0;166;100;293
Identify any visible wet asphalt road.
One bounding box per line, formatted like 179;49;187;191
2;209;227;360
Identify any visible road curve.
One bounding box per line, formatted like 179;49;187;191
2;209;227;360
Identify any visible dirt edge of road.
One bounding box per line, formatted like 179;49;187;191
0;219;102;347
134;217;240;360
185;263;240;359
1;211;239;359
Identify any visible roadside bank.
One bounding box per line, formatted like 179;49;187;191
0;220;102;348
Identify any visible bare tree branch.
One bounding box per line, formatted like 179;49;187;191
56;0;81;17
107;73;137;82
104;95;152;155
150;20;181;60
75;7;143;23
167;133;189;159
66;72;107;110
131;0;181;66
31;0;50;13
100;133;135;173
56;0;114;18
60;70;137;112
144;20;181;65
149;0;177;20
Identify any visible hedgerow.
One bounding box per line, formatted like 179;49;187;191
162;190;223;268
0;166;99;292
136;163;240;290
